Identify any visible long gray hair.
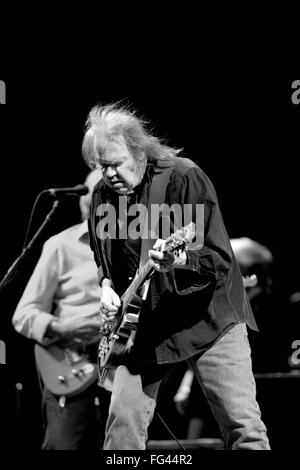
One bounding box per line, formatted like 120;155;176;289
82;102;182;171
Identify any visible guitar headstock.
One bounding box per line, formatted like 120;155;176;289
165;222;196;253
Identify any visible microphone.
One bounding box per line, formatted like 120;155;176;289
46;184;89;197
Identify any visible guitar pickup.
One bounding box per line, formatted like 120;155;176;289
125;313;139;324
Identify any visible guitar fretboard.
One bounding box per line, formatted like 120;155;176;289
120;223;194;309
121;259;153;307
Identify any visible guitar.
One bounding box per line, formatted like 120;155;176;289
34;336;100;397
98;223;196;383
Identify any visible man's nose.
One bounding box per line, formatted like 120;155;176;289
106;166;117;178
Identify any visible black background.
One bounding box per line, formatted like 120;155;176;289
0;73;299;451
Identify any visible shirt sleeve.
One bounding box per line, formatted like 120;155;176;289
12;239;60;344
172;166;233;295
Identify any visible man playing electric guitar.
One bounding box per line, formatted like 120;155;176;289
84;102;270;450
12;169;111;450
97;224;195;382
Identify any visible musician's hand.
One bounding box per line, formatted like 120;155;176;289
48;315;102;343
173;386;191;416
149;239;187;272
99;285;121;324
173;369;193;415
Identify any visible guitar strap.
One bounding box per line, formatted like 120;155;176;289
139;167;173;272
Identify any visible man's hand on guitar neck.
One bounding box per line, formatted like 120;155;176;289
99;278;121;326
149;239;187;272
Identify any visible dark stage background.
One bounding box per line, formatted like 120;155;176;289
0;76;299;450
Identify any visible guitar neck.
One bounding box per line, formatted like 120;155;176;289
120;222;195;308
121;260;154;306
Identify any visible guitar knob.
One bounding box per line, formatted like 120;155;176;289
58;375;66;384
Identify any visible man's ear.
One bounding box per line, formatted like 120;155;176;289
139;152;148;171
139;151;146;162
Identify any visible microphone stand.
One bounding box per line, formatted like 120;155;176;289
0;199;60;292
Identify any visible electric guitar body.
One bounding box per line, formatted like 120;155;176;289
35;337;99;397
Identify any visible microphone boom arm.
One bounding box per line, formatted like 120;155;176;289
46;184;88;197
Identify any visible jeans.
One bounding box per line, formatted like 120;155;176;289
104;323;270;450
42;383;111;450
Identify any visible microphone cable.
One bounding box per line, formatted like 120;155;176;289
156;411;186;451
22;190;48;249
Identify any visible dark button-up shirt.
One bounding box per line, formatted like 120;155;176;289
88;157;257;365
